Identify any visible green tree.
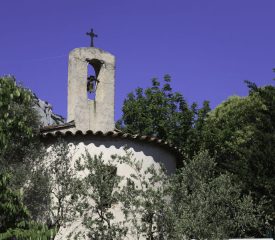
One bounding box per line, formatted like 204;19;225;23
202;83;275;235
0;173;54;240
0;173;29;233
0;76;42;190
112;150;261;240
0;76;40;167
171;150;262;240
73;151;127;240
117;151;175;240
117;75;265;238
46;141;78;234
74;150;175;240
117;75;210;157
23;165;51;224
0;76;53;238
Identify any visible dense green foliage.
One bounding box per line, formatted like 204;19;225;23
202;84;275;233
0;76;52;239
171;151;262;239
117;75;210;157
0;173;29;233
72;150;261;239
0;173;54;240
0;76;40;173
1;73;274;239
25;140;79;233
117;75;275;238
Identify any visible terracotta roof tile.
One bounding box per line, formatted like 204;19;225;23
40;127;182;158
40;121;75;133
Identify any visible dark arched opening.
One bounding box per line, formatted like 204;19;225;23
86;59;103;100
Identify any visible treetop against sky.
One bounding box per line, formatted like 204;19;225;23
0;0;274;120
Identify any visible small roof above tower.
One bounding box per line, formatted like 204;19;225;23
67;29;115;133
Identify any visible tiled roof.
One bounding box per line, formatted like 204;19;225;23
40;121;75;133
40;126;182;158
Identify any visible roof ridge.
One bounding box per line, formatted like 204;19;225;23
40;129;182;157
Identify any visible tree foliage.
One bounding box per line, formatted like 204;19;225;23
74;151;127;240
118;74;275;237
117;151;175;240
117;75;210;157
0;173;54;239
202;84;275;233
22;140;80;239
67;150;175;240
0;173;29;233
171;150;262;239
1;73;273;239
0;76;41;171
46;141;78;232
0;76;52;238
23;165;51;224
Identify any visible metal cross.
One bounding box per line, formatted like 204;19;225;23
86;28;98;47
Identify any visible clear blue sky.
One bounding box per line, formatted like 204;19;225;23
0;0;274;120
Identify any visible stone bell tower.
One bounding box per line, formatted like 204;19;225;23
67;46;115;133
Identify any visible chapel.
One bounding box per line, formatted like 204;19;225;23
40;32;181;239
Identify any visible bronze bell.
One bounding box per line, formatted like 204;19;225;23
87;75;100;93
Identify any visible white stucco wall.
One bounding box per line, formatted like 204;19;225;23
44;135;179;239
68;136;178;175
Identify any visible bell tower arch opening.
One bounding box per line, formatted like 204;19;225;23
86;59;103;100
